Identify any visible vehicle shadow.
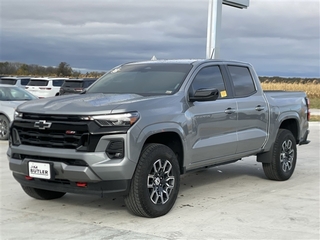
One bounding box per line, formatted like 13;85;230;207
48;159;266;215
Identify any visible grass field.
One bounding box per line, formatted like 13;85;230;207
310;115;320;122
261;82;320;109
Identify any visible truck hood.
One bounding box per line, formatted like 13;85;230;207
16;93;176;115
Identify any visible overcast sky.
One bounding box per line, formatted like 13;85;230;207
1;0;319;77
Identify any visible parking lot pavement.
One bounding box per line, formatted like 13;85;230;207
311;109;320;116
1;122;319;240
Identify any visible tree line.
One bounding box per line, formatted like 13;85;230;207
259;76;319;84
1;61;318;82
0;61;106;78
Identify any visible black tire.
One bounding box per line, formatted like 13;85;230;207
124;143;180;218
0;115;10;140
263;129;297;181
21;185;66;200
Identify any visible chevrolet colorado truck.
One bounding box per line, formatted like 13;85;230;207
7;59;310;217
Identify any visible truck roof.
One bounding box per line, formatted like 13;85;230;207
126;59;250;66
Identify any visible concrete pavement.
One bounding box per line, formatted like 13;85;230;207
0;122;319;240
311;109;320;116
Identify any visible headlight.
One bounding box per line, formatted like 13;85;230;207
14;111;23;119
87;112;140;127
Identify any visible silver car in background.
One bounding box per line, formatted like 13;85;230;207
0;85;38;140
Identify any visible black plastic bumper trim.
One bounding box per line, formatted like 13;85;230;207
13;173;130;196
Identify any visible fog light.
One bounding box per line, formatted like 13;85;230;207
106;140;124;159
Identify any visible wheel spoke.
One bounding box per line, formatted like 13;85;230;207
148;159;175;205
153;159;162;173
280;139;294;172
147;174;154;188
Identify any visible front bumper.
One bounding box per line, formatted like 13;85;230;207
13;172;130;196
7;134;137;195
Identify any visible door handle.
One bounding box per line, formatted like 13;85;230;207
255;105;265;111
225;108;236;114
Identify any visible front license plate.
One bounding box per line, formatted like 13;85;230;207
28;162;51;179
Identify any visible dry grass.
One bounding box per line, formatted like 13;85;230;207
261;81;320;98
261;82;320;109
310;115;320;122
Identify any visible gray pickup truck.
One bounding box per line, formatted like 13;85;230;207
7;59;310;217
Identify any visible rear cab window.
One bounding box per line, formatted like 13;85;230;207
228;66;256;97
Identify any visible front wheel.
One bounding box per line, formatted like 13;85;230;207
0;115;10;140
21;185;66;200
124;143;180;218
263;129;297;181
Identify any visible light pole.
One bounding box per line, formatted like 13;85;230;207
206;0;249;59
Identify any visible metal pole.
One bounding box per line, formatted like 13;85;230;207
206;0;223;59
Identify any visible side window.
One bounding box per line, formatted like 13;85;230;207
190;66;228;98
53;80;65;86
228;66;256;97
21;79;30;86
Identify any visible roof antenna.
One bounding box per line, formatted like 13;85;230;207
151;55;157;61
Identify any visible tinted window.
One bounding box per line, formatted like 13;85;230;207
87;64;192;95
21;79;30;86
228;66;256;97
83;80;95;88
190;66;228;98
0;79;17;85
53;80;65;86
28;80;48;86
62;81;82;88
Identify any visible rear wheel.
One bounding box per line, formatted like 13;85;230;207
21;185;66;200
0;115;10;140
263;129;297;181
124;143;180;218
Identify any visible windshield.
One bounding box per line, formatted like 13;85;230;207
0;86;38;101
87;63;192;95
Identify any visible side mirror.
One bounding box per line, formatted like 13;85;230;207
189;88;219;102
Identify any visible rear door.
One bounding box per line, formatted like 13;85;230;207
186;64;238;165
227;65;268;153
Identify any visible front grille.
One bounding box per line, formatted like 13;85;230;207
12;120;89;149
15;127;85;149
22;113;85;122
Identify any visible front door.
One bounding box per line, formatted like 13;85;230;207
185;64;238;166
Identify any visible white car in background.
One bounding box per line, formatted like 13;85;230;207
0;85;38;140
0;76;31;88
25;77;67;98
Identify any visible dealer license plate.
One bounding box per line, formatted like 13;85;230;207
28;162;51;179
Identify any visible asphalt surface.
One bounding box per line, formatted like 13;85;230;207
0;122;319;240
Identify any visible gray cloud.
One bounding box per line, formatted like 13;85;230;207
1;0;319;77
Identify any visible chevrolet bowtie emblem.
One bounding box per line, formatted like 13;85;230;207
34;120;52;130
